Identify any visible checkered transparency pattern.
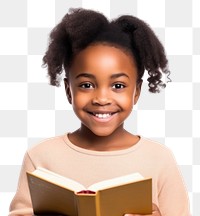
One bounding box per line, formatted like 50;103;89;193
0;0;199;215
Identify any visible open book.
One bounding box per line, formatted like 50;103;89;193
27;167;152;216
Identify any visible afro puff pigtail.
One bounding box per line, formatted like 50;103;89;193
111;15;170;93
42;21;73;86
42;8;109;86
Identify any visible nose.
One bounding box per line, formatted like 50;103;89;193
92;89;112;106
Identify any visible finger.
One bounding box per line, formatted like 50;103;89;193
124;214;150;216
152;203;159;210
124;211;153;216
124;214;140;216
152;203;162;215
124;204;161;216
124;214;148;216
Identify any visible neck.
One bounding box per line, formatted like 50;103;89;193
68;125;138;151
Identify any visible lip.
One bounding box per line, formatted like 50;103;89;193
87;110;118;114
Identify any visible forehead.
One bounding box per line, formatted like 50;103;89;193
70;44;138;78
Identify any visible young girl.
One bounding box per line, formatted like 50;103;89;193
9;8;190;216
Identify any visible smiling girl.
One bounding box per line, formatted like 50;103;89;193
9;8;190;216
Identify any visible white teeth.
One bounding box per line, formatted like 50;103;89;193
95;113;111;119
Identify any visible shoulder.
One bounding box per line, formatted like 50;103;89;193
25;133;70;168
27;133;67;156
140;137;176;164
140;137;171;152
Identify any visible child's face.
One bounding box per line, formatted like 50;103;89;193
64;44;141;137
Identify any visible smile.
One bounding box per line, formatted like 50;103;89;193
94;113;112;119
87;111;117;121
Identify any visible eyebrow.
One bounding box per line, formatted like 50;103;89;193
110;73;130;79
75;73;95;79
75;72;129;79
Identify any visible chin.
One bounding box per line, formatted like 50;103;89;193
90;129;116;137
95;133;112;137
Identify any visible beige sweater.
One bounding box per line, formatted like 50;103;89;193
9;133;190;216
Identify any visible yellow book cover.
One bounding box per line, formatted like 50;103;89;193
27;167;152;216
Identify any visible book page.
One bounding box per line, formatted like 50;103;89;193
32;167;86;192
88;172;144;192
32;168;145;193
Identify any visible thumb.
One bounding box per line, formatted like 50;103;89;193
124;215;140;216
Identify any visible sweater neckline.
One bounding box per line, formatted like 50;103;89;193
63;133;144;156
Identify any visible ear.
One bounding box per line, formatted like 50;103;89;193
64;78;72;104
133;80;143;105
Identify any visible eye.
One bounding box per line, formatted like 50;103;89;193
112;83;126;89
79;82;94;89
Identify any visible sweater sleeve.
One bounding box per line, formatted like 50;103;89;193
9;152;36;216
157;149;191;216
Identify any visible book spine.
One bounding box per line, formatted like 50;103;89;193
76;194;97;216
95;192;101;216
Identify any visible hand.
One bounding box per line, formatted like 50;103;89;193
33;213;65;216
124;203;162;216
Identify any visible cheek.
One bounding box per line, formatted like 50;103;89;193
72;95;82;106
117;91;134;108
71;92;89;107
115;97;132;113
122;97;134;109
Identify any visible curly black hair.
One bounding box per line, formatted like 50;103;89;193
43;8;171;93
